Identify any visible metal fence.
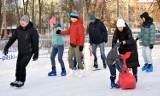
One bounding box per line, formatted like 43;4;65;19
0;34;160;61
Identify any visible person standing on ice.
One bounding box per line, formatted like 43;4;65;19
88;14;108;69
56;11;85;77
48;17;66;76
3;15;39;87
136;12;155;72
111;19;140;85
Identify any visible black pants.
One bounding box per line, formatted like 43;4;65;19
15;52;33;82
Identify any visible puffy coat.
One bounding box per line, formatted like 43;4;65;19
112;24;140;68
4;22;39;55
60;18;85;46
88;19;108;44
138;18;156;46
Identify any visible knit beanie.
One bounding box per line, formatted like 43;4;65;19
50;17;57;25
70;12;79;19
116;19;125;27
20;15;30;23
89;14;96;20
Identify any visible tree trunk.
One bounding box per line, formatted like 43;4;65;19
32;0;35;24
0;0;2;38
15;0;20;24
38;0;42;33
2;0;7;38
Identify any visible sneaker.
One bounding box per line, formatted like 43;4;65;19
111;82;120;89
61;70;66;76
10;81;18;87
142;64;148;71
146;64;153;72
16;81;24;88
103;60;107;69
48;70;57;76
94;61;98;68
67;70;74;77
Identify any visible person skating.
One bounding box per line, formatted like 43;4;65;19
88;14;108;69
56;11;85;77
48;17;66;76
3;15;39;87
136;12;156;72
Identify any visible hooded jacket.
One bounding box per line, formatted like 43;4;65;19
4;22;39;54
112;24;140;68
60;18;85;46
138;12;156;46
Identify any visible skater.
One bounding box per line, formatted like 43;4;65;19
107;42;127;88
136;12;156;72
88;14;108;69
3;15;39;87
112;19;140;84
48;17;66;76
56;11;85;77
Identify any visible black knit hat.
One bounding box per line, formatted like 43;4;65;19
140;12;149;20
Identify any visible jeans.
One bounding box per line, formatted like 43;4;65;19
91;43;106;62
142;46;152;64
50;45;65;70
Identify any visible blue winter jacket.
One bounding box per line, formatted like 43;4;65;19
88;19;108;44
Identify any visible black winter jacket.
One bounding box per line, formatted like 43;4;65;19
88;19;108;44
112;24;140;68
4;22;39;55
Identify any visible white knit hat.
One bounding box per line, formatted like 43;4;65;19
116;19;125;27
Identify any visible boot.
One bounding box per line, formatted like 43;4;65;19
142;63;148;71
110;75;120;88
103;60;107;69
10;81;18;87
61;69;66;76
134;75;138;82
16;81;24;88
146;64;153;72
48;67;57;76
94;60;98;68
79;69;84;77
67;69;74;77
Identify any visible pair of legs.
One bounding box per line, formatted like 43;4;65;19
50;45;66;71
68;46;84;70
15;52;33;83
92;43;106;68
142;46;153;72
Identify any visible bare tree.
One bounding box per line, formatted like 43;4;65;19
22;0;29;14
1;0;7;39
0;0;2;37
15;0;20;24
38;0;43;33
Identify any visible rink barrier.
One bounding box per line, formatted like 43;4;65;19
1;34;160;61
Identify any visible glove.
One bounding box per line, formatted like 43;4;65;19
149;44;153;49
3;47;8;55
104;40;108;43
33;52;38;61
56;30;61;34
135;38;139;41
70;43;76;47
79;46;83;51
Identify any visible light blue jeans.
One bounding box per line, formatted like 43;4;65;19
91;43;106;62
142;46;152;64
